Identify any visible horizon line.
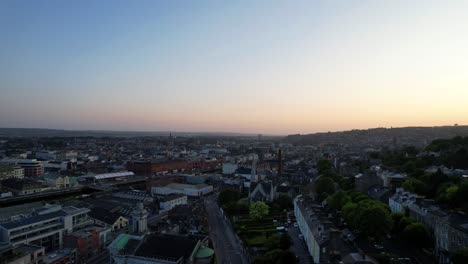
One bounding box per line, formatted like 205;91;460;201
1;124;466;137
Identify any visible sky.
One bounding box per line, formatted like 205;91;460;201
1;0;468;135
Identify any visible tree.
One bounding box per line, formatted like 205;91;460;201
315;177;335;197
250;201;269;220
356;205;393;239
349;192;369;203
402;223;431;249
344;199;392;239
342;202;358;227
317;159;333;174
219;188;240;206
402;177;427;195
450;248;468;264
327;190;350;211
275;195;293;211
391;213;414;235
339;176;355;191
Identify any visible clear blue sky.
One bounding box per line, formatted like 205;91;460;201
1;0;467;134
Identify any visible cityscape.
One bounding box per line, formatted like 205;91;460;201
1;1;468;264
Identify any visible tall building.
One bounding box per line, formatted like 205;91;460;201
17;160;43;177
131;203;148;234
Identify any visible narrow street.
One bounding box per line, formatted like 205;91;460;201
204;196;250;264
288;224;312;264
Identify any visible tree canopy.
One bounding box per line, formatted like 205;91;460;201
315;177;335;197
401;223;431;249
250;201;269;220
219;188;241;206
450;248;468;264
327;190;351;211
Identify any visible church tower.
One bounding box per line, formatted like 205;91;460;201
132;203;148;234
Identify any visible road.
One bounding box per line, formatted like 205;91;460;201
288;224;312;264
355;236;437;264
204;196;250;264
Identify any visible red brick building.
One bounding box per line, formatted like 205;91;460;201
145;175;183;192
17;160;43;177
128;160;222;177
64;229;101;263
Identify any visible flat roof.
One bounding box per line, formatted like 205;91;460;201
159;193;186;202
94;171;135;180
134;234;198;261
1;210;67;230
166;183;211;190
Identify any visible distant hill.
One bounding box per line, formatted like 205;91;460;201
283;125;468;147
0;128;257;138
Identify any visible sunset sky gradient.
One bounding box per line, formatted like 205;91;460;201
1;0;467;135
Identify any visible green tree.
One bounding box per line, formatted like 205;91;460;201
450;248;468;264
275;195;293;211
402;177;427;195
219;188;240;206
315;177;335;197
317;159;333;174
327;190;351;211
342;202;358;227
250;201;269;220
350;192;369;203
391;213;414;235
402;223;431;249
356;205;393;239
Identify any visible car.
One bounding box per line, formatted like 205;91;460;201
397;258;412;263
293;223;298;227
374;244;384;251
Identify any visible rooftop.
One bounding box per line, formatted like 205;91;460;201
134;234;199;261
159;193;186;202
166;183;210;190
294;196;332;246
0;210;67;230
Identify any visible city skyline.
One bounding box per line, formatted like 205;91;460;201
1;0;468;134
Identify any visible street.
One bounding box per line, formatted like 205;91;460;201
204;196;250;264
288;224;312;264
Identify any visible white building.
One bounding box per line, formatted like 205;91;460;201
0;206;91;248
294;195;332;264
152;183;213;197
131;203;148;234
159;194;188;211
389;188;420;213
